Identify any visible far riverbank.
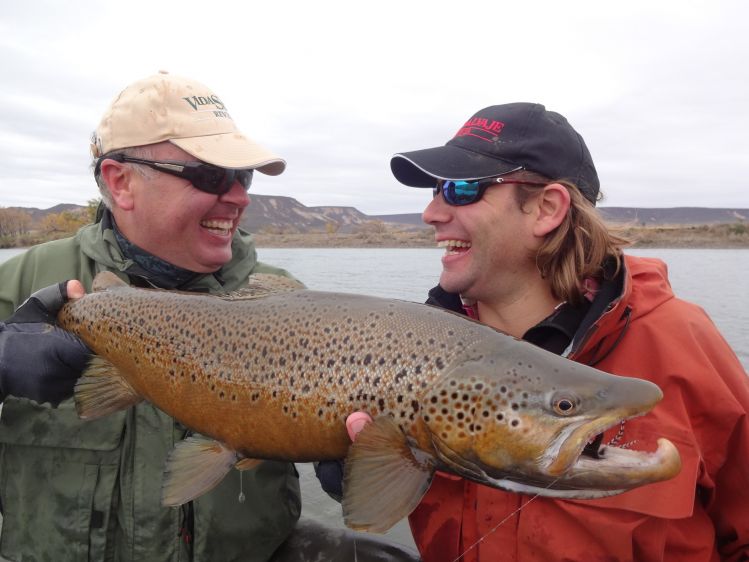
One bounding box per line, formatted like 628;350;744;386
252;223;749;249
1;223;747;251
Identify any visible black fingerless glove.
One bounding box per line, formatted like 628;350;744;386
314;460;345;503
0;282;91;406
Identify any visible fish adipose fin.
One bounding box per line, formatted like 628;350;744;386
74;356;143;420
342;416;436;533
161;436;241;506
218;273;306;301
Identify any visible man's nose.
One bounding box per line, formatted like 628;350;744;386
220;180;251;207
422;191;452;225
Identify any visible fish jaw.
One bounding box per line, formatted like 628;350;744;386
431;416;681;499
421;340;682;497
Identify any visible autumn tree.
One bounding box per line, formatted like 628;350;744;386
0;208;33;237
39;209;89;237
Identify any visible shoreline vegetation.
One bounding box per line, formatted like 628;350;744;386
1;222;748;250
251;223;749;249
1;202;747;250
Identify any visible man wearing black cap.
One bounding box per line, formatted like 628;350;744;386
384;103;749;561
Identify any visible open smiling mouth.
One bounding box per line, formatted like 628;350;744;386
438;239;472;255
201;219;233;236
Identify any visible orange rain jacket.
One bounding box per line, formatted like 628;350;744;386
411;255;749;562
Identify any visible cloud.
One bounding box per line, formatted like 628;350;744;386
1;0;747;214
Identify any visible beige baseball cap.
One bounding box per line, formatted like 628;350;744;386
91;71;285;175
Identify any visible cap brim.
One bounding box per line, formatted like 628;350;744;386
172;134;286;175
391;145;520;187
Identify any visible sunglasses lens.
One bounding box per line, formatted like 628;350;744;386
236;170;253;190
195;168;253;194
443;180;480;206
189;165;228;194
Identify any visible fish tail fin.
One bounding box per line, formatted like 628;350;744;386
74;356;142;420
161;437;242;506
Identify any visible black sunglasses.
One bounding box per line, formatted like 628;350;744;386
434;176;549;206
96;154;253;195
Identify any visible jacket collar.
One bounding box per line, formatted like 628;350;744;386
74;209;259;292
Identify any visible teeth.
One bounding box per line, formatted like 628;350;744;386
437;240;472;255
201;219;233;234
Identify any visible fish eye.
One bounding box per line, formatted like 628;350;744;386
552;394;578;416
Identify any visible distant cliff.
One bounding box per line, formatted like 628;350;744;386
4;197;747;236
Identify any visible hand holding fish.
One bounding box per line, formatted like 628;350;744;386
0;280;89;406
346;412;372;441
315;412;373;501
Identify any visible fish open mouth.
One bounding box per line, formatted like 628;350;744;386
581;432;605;459
525;412;682;497
433;412;682;499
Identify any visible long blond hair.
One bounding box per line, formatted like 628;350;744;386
511;171;629;305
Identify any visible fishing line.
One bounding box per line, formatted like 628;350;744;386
238;470;246;503
449;477;562;562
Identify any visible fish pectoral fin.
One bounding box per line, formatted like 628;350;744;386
218;274;306;301
342;416;435;534
235;458;263;471
74;356;142;420
161;437;238;506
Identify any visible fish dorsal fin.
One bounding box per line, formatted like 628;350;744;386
75;356;143;420
161;436;239;506
217;273;306;301
92;271;130;292
342;416;436;533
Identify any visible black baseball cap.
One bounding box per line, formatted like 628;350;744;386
390;103;600;204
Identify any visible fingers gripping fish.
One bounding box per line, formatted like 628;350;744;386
57;272;681;533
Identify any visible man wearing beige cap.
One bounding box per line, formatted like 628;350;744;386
0;71;418;562
0;72;422;562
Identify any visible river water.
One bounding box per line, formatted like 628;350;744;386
0;246;747;550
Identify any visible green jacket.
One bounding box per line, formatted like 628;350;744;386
0;221;301;562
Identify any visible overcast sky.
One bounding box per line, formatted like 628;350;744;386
1;0;747;215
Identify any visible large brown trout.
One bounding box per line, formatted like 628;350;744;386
58;272;681;533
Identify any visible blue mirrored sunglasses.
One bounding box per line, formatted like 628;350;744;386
434;177;549;206
96;154;253;195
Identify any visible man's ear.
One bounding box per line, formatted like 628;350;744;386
532;183;571;237
99;159;136;210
